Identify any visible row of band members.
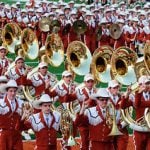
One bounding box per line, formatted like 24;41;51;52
0;73;149;150
0;48;149;149
0;17;150;53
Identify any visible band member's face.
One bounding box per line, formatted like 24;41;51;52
0;49;6;59
109;86;120;95
41;102;51;114
141;82;150;92
63;75;72;85
97;97;108;109
39;66;48;76
85;80;94;90
16;59;25;69
7;87;17;100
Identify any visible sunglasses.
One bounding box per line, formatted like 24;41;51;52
41;67;48;69
97;97;109;101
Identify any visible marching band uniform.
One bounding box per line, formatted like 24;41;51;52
98;20;110;47
5;56;29;86
141;24;150;43
25;94;61;150
134;76;150;150
108;80;129;150
84;13;96;53
65;74;97;150
0;80;24;150
29;62;57;97
75;88;114;150
0;46;10;76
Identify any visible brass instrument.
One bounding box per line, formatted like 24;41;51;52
2;22;22;53
109;23;122;40
50;20;61;33
111;47;138;85
25;66;58;102
121;107;150;132
95;25;102;41
144;108;150;128
66;41;92;75
59;105;76;146
106;102;123;136
21;28;39;60
39;17;51;32
72;20;87;40
41;33;64;67
144;41;150;74
91;46;113;83
135;57;149;79
22;101;33;120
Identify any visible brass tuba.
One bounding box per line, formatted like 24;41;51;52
144;41;150;74
21;28;39;60
111;47;138;85
121;107;150;132
2;22;22;53
91;46;113;83
39;17;51;32
41;33;64;67
66;41;92;75
109;23;122;40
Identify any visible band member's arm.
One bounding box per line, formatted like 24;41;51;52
120;96;133;109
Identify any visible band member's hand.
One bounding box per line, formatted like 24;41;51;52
138;85;145;93
125;85;132;98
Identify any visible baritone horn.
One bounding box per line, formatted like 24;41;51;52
2;22;22;53
91;46;113;83
106;102;123;136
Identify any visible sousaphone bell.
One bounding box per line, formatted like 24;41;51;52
109;23;122;40
39;17;51;32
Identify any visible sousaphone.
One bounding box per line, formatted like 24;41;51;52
91;46;113;83
41;33;64;67
66;41;92;76
39;17;51;32
21;28;39;60
111;47;138;85
73;20;87;35
109;23;122;40
2;22;22;53
144;41;150;74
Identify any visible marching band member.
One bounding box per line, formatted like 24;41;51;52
50;70;76;104
134;75;150;150
29;62;57;97
0;80;25;150
98;18;110;47
5;56;31;86
23;94;61;150
0;76;8;99
107;80;129;150
84;12;96;53
0;46;10;76
65;73;97;150
121;75;150;150
110;19;126;49
75;88;114;150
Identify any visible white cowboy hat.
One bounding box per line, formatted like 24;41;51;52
138;75;150;84
108;80;119;88
0;80;18;93
62;70;72;77
0;76;8;83
90;88;110;100
32;94;53;109
38;62;48;69
84;73;94;82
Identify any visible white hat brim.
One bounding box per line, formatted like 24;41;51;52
0;84;18;93
32;99;52;109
